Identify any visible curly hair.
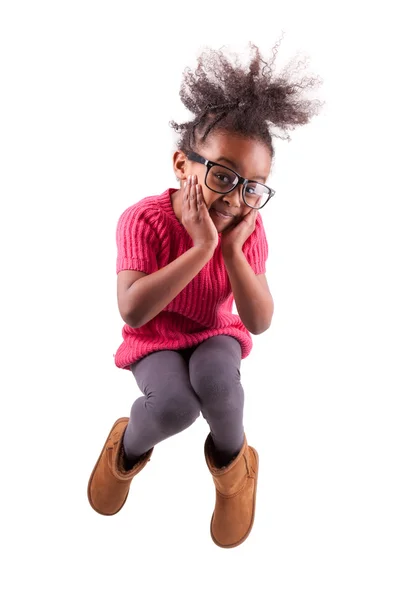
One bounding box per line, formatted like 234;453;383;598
170;35;324;160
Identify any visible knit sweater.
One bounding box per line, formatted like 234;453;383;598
114;188;268;370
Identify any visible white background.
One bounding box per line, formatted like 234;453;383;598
1;1;399;599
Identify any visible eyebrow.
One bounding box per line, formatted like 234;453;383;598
215;155;267;182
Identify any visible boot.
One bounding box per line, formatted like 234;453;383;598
87;417;152;516
204;433;259;548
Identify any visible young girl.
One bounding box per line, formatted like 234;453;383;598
87;41;322;548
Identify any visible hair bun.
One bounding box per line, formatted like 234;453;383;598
170;39;324;156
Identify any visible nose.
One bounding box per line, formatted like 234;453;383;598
223;184;242;209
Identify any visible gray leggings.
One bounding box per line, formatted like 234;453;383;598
123;335;244;465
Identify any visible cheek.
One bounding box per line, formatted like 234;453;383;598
202;190;218;210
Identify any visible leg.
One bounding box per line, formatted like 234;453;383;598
188;335;244;466
123;350;201;461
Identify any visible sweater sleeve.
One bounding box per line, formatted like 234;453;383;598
243;212;269;274
116;202;160;274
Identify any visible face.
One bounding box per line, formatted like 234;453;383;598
173;131;272;231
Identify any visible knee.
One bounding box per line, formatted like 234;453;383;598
191;369;244;417
150;393;200;436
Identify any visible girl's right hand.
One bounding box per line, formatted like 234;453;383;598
182;174;219;250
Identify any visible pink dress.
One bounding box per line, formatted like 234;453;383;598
114;188;269;370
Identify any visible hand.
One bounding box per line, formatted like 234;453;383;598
221;207;258;254
181;174;218;250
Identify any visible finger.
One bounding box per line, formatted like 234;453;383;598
249;209;258;229
189;174;197;211
186;175;193;211
196;183;205;210
245;208;257;222
197;185;210;214
183;177;190;213
191;174;198;210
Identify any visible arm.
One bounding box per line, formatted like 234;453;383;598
222;246;274;335
116;196;217;329
119;244;215;328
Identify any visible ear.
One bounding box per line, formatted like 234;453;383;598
172;150;188;184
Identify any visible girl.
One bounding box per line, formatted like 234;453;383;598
87;40;322;548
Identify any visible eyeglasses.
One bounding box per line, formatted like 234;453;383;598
186;151;275;209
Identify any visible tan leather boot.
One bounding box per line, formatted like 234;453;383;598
87;417;152;516
205;433;259;548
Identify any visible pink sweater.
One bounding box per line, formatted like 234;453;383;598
114;188;268;370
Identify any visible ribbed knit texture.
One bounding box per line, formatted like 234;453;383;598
114;188;268;370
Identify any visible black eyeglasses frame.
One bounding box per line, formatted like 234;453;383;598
186;151;275;209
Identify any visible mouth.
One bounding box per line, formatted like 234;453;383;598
211;208;234;220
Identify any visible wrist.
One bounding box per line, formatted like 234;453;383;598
193;240;218;252
222;244;243;260
193;241;217;255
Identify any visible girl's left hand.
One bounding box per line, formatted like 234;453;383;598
221;208;258;253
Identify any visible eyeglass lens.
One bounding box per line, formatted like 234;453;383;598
206;164;270;208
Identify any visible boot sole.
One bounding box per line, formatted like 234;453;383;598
210;446;259;549
87;417;129;516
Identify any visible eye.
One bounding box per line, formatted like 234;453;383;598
246;185;257;195
215;172;233;184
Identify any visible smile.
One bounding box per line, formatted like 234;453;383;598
211;208;232;220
